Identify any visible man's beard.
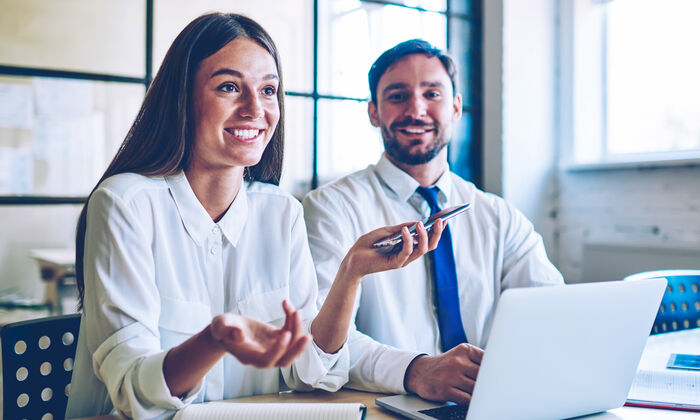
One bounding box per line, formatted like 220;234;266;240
381;118;448;165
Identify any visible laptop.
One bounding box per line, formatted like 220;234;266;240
376;279;667;420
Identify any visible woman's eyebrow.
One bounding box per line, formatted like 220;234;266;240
211;68;243;79
210;68;279;81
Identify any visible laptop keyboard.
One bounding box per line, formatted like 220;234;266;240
418;405;468;420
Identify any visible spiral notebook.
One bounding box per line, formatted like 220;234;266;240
626;369;700;411
625;328;700;412
173;402;366;420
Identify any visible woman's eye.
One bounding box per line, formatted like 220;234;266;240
218;83;238;93
262;86;277;96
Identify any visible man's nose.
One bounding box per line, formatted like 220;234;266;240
404;95;428;119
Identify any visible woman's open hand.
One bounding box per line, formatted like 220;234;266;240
210;300;311;368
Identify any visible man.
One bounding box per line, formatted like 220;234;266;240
302;39;563;404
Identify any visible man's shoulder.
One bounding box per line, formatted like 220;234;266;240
304;166;379;206
448;172;519;218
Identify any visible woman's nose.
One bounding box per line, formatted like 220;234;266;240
239;91;264;120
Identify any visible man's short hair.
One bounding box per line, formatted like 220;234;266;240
368;39;458;103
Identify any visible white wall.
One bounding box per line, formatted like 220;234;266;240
483;0;559;261
482;0;503;197
486;0;700;283
501;0;559;259
558;166;700;282
0;205;81;300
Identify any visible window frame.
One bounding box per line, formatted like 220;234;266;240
0;0;482;204
559;0;700;172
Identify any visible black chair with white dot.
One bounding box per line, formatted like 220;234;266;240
1;313;80;420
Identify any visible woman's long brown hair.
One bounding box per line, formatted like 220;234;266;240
75;13;285;309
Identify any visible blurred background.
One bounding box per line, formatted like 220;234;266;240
0;0;698;322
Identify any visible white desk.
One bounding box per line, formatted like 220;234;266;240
636;328;700;371
28;247;76;314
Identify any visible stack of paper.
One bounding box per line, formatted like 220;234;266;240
174;402;366;420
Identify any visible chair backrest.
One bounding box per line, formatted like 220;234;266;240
1;313;80;420
624;269;700;334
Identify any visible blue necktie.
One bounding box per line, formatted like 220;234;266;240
416;186;468;351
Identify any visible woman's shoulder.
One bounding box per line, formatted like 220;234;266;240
246;181;302;212
94;172;169;203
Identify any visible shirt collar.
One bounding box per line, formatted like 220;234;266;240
165;171;248;247
374;153;453;204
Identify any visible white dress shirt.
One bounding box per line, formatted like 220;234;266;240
66;172;348;419
302;154;563;394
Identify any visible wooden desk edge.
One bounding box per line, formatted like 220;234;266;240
73;389;403;419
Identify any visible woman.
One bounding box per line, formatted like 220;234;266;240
66;12;443;419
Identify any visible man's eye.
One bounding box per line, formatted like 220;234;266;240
262;86;277;96
388;93;405;101
426;91;441;99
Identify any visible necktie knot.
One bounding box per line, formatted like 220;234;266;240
416;186;441;214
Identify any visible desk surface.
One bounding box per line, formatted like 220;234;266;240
76;331;699;420
77;388;697;420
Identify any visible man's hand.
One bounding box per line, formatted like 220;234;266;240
210;300;311;368
404;344;484;405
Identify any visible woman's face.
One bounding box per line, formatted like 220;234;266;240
190;38;280;173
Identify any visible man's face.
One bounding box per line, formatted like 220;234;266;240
369;54;462;166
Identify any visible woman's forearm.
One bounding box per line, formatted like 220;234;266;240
311;257;362;354
163;324;227;397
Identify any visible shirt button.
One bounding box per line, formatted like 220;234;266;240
210;246;218;255
212;226;220;234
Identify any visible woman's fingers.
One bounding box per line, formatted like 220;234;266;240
399;221;430;267
282;300;304;342
276;334;312;367
395;225;415;261
256;330;291;368
427;219;445;251
281;300;295;333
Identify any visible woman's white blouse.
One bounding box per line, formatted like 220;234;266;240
66;172;348;419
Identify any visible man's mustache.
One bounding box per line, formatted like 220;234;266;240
390;118;435;130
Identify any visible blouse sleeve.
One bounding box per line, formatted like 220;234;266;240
302;190;418;394
82;188;202;419
280;204;350;391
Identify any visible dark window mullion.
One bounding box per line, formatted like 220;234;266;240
145;0;153;88
360;0;476;20
0;197;86;205
0;65;147;85
312;0;320;190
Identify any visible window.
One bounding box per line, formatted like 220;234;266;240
560;0;700;168
0;0;482;201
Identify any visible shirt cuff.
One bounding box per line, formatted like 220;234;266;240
348;345;423;394
137;350;203;409
311;337;346;368
403;353;428;393
378;348;422;394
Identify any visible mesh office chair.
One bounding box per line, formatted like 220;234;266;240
624;269;700;334
1;313;80;420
